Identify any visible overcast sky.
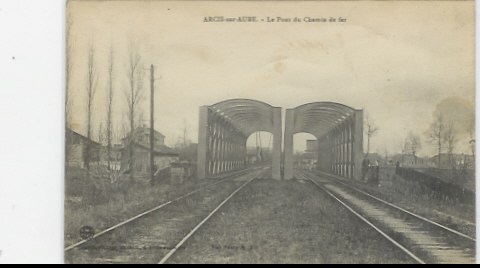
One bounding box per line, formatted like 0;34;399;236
67;0;475;157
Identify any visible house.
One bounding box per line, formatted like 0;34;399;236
122;126;179;175
306;140;318;153
389;154;427;167
66;128;102;168
429;153;474;169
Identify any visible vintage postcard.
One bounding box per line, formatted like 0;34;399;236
64;0;476;264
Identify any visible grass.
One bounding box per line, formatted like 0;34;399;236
414;167;475;190
65;179;249;264
167;180;415;264
337;167;475;238
64;167;211;246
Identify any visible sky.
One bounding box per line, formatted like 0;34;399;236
67;0;475;157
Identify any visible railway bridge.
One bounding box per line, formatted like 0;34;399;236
197;99;363;181
197;99;282;180
283;102;363;180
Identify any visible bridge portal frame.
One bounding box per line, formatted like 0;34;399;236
284;102;363;180
197;99;282;180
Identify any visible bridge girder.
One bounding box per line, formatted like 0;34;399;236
198;99;282;180
284;102;364;180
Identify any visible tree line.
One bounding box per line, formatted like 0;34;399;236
364;112;475;171
65;19;150;185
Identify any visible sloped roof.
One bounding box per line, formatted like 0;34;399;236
66;128;101;146
133;141;178;156
132;126;165;138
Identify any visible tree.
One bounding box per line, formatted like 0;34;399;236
124;40;145;179
85;45;98;173
182;118;190;149
106;45;115;172
364;114;379;157
444;123;456;169
96;121;105;168
428;115;445;168
384;147;389;165
404;131;422;165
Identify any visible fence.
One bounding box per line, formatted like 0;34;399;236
153;165;172;184
170;162;197;183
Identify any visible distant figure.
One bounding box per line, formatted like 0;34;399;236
362;158;369;182
362;158;368;181
395;161;400;175
372;160;380;186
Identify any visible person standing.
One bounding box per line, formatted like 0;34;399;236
362;158;368;182
373;160;380;185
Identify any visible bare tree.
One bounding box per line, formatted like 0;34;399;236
384;146;389;165
125;40;145;179
106;45;115;172
428;114;445;168
364;114;379;157
87;141;133;201
183;118;190;149
444;123;456;169
95;121;105;168
404;131;422;165
85;45;98;173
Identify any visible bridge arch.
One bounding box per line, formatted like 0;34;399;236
246;131;274;168
292;132;318;169
197;99;282;179
284;102;363;180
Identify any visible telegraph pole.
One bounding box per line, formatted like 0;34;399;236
150;65;155;185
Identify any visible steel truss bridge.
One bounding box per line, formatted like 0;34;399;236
197;99;363;180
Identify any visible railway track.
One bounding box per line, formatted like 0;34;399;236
294;169;476;264
65;168;270;264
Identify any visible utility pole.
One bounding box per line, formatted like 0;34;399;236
150;65;155;185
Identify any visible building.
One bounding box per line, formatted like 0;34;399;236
306;140;318;153
66;128;102;168
122;126;179;175
429;153;474;169
386;154;427;167
294;140;318;169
